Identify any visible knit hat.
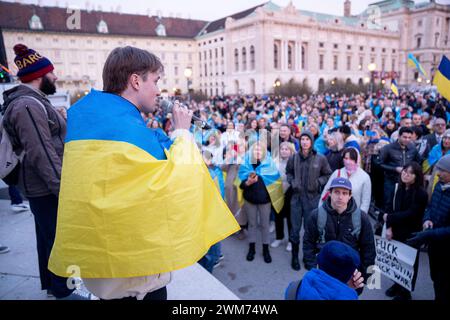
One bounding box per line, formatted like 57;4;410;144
436;154;450;173
317;240;360;283
13;44;54;83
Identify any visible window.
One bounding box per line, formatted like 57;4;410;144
274;44;279;69
221;47;224;57
204;51;206;60
334;44;338;49
205;63;207;75
333;55;338;71
288;45;293;70
97;20;108;34
418;20;422;27
436;18;440;26
209;50;212;59
347;45;351;50
319;54;324;70
301;45;306;70
319;42;324;48
29;14;43;30
392;49;396;54
371;47;375;52
250;45;255;70
215;48;218;58
174;66;178;76
155;23;166;37
234;49;239;72
360;46;364;51
174;53;178;60
347;56;351;71
199;52;202;61
382;48;386;53
189;53;192;61
392;59;396;71
359;56;364;70
242;47;247;71
417;37;421;48
435;33;440;47
381;58;385;71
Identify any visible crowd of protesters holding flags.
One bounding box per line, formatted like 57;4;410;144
2;43;450;301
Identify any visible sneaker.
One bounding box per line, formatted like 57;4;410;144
271;239;282;248
269;221;275;233
58;290;95;300
46;290;54;298
218;254;224;261
0;245;10;254
11;203;30;213
286;242;292;252
213;260;221;269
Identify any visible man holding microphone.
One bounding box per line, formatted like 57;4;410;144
48;46;239;300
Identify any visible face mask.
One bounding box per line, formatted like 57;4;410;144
343;159;358;174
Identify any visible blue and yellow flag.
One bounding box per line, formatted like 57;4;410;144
236;148;284;213
48;89;239;278
408;53;427;77
433;55;450;101
390;79;399;97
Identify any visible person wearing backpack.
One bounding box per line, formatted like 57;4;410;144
303;177;376;295
1;44;87;300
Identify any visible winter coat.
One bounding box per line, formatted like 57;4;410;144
2;84;66;197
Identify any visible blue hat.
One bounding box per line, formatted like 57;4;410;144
317;241;360;283
329;177;352;191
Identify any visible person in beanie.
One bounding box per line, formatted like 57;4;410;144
303;177;376;295
286;130;332;271
285;240;364;300
1;44;87;299
407;154;450;301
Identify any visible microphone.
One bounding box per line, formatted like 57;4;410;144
160;100;211;129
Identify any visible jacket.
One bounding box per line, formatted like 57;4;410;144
423;182;450;246
285;268;358;300
384;185;428;242
378;141;421;181
286;148;332;200
2;84;66;197
303;198;376;278
240;163;271;205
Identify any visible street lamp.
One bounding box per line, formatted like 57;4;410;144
367;63;377;93
184;67;193;102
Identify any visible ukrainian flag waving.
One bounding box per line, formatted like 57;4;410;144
408;53;427;77
237;147;284;213
48;90;239;278
433;55;450;101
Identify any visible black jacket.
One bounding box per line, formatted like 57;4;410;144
325;149;343;172
378;141;422;181
240;163;271;205
303;198;376;278
383;185;428;242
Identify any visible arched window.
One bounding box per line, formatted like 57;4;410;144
288;44;293;70
29;14;43;30
274;44;279;69
234;49;239;72
250;46;255;70
97;20;108;34
242;47;247;71
156;23;166;37
301;46;306;69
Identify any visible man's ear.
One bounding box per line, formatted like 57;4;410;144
129;74;140;91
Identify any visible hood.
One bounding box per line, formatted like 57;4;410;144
2;84;48;114
298;269;358;300
298;130;316;155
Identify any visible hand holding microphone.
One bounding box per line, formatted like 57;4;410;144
172;101;193;131
160;99;211;129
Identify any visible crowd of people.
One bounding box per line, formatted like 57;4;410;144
142;87;450;301
1;43;449;301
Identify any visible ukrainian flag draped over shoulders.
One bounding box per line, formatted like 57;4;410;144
237;149;284;213
48;89;239;278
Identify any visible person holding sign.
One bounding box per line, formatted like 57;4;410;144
407;154;450;301
380;162;428;300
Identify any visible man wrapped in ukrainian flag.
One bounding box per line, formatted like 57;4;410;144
48;47;239;300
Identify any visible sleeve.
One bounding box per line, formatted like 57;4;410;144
428;227;450;241
10;99;62;196
378;145;397;173
303;211;319;270
318;156;332;187
286;154;296;190
360;173;372;213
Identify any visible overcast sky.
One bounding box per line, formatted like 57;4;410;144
6;0;445;21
